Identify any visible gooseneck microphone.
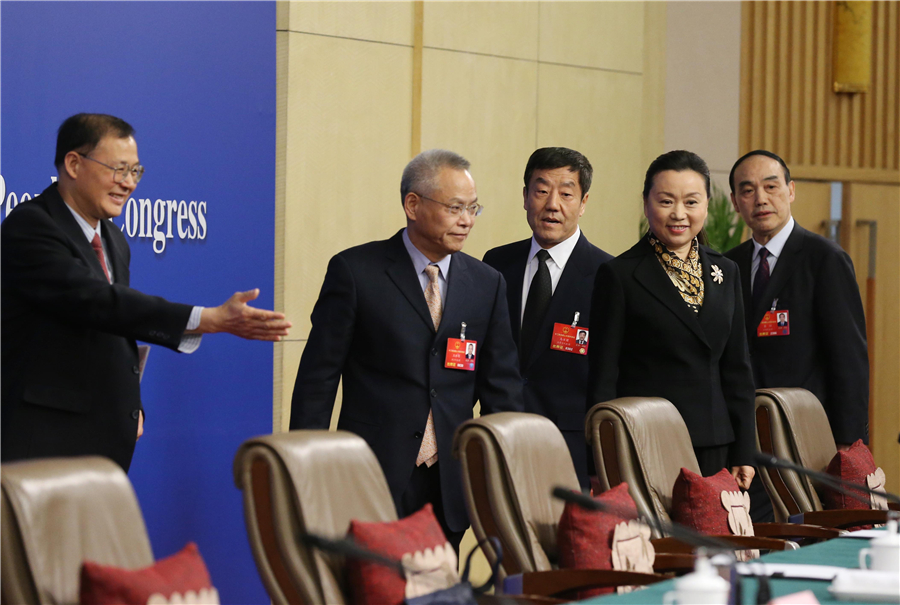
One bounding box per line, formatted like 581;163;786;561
301;532;405;575
752;452;900;506
551;486;738;551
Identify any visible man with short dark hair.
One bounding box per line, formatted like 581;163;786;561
483;147;612;488
291;149;523;549
725;150;869;519
1;113;291;472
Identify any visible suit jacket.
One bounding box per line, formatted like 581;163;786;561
290;230;523;531
587;236;757;466
724;223;868;444
1;184;193;471
483;232;612;486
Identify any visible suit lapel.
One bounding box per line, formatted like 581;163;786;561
697;247;723;341
633;243;710;348
46;191;109;282
523;233;592;369
439;253;473;340
385;233;437;332
102;221;128;286
503;243;528;341
752;225;805;326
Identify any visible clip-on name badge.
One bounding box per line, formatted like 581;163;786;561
550;312;589;355
446;322;477;371
758;298;790;337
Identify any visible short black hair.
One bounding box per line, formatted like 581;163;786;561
523;147;593;197
642;150;711;200
55;113;135;169
729;150;791;194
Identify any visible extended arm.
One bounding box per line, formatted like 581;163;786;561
1;206;192;348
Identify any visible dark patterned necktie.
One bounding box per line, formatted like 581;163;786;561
520;249;552;367
752;247;770;310
91;233;111;283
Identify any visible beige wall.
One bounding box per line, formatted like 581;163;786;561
274;1;668;433
664;1;742;191
844;183;900;494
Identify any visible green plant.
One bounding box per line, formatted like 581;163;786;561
637;182;745;253
704;181;745;252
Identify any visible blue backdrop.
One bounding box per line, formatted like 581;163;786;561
1;3;275;602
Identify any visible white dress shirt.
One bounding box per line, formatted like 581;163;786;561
64;203;202;353
750;216;795;290
520;227;581;323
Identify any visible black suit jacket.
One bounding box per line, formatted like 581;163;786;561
724;223;869;444
483;232;612;486
290;230;523;531
587;236;757;466
1;184;193;471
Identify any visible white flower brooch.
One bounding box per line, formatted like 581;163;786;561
711;264;724;284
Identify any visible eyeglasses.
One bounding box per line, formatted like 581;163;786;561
77;153;145;184
415;193;483;217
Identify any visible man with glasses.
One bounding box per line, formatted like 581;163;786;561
1;113;291;472
483;147;612;490
290;149;523;550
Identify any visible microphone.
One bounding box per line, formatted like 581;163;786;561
551;486;738;551
300;532;405;575
752;452;900;506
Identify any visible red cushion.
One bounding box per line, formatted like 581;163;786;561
821;439;877;511
346;503;450;605
80;542;217;605
671;467;740;535
556;482;639;598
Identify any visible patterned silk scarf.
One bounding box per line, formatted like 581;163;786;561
649;233;704;312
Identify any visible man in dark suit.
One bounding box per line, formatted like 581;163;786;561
290;149;523;549
483;147;612;488
1;113;291;472
725;150;868;519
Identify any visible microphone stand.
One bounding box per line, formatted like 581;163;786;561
753;452;900;508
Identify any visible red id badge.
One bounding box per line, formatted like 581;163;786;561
758;310;790;337
445;338;477;371
550;323;589;355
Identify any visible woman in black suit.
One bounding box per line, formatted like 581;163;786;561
587;150;755;488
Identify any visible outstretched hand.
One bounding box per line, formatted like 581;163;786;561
198;289;292;341
731;465;755;490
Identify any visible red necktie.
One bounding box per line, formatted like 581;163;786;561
91;233;111;283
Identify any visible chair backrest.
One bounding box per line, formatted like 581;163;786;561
586;398;701;538
754;388;836;520
1;457;154;605
233;430;398;605
452;412;580;582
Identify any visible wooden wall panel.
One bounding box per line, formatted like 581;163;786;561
740;1;900;183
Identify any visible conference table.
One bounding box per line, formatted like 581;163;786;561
581;534;898;604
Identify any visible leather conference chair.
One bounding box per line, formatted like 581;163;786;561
587;397;838;549
1;456;156;605
233;429;399;605
755;387;893;527
453;412;676;600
